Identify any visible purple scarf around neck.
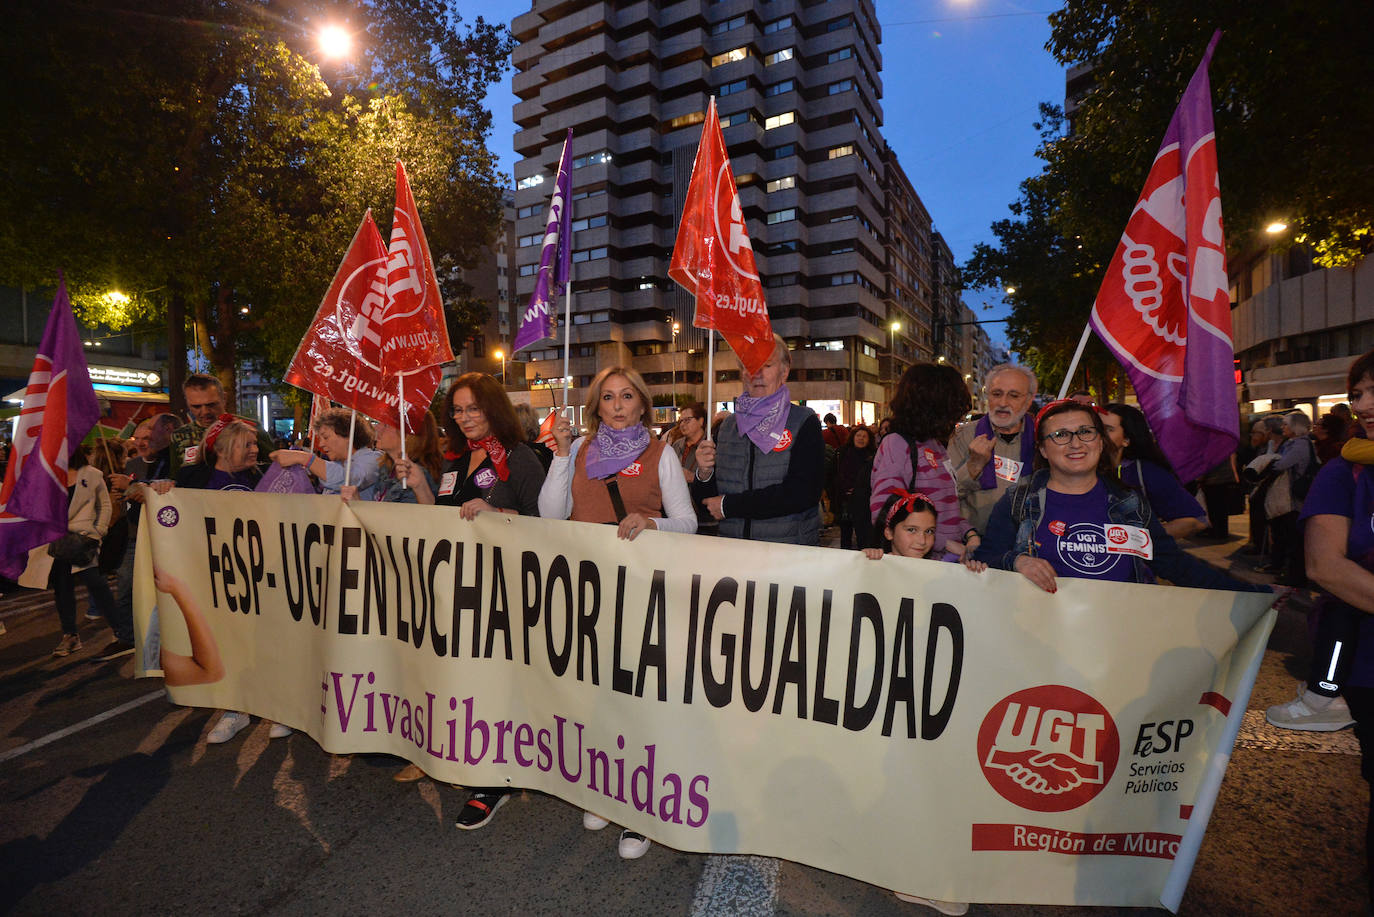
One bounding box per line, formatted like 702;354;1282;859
584;423;651;479
975;413;1035;490
735;384;792;453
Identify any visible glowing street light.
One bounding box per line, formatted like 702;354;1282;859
1005;285;1017;295
319;24;352;59
1265;221;1289;235
494;349;506;387
671;321;680;406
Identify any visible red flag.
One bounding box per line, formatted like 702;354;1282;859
537;409;559;450
284;211;428;428
669;97;774;375
380;163;451;406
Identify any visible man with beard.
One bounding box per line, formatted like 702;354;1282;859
947;363;1038;536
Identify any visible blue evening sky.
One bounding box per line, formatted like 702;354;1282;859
475;1;1067;347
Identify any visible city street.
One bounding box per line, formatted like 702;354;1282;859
0;521;1366;917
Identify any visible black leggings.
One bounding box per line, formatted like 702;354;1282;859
1341;686;1374;912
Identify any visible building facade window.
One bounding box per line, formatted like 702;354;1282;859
765;79;795;97
766;175;796;193
710;47;748;67
764;47;794;65
763;16;793;34
766;208;797;224
764;111;795;130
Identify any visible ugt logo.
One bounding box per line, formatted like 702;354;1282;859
977;685;1120;812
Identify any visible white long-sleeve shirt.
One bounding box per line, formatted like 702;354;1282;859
538;436;698;535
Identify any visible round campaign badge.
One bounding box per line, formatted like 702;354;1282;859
977;685;1120;813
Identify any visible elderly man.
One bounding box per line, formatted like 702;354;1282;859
169;373;274;474
947;363;1038;535
99;412;180;659
691;335;825;545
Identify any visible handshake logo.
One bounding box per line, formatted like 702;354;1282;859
977;685;1120;813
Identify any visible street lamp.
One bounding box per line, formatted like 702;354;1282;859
888;321;901;384
671;321;680;408
494;349;505;388
318;25;352;59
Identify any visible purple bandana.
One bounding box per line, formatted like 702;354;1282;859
735;384;791;453
975;413;1035;490
585;423;651;479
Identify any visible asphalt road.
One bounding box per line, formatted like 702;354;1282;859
0;519;1366;917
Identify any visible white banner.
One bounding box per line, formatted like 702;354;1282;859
134;491;1275;908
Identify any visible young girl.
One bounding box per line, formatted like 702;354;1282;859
865;490;987;572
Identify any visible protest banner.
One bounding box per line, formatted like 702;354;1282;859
133;490;1274;908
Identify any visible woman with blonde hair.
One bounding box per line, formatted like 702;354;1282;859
539;364;695;860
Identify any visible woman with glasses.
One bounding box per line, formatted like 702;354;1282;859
974;399;1265;594
431;372;545;518
400;373;545;827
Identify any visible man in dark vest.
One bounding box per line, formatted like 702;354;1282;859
691;335;824;545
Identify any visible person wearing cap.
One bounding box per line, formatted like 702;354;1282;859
974;399;1269;594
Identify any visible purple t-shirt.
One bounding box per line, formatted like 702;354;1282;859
1120;459;1206;522
1034;481;1134;582
204;469;257;491
1299;457;1374;686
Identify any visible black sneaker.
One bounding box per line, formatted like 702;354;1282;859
98;639;136;661
455;791;509;830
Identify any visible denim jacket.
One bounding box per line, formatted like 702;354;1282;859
973;469;1267;593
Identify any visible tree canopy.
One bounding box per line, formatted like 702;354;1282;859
0;0;512;408
963;0;1373;388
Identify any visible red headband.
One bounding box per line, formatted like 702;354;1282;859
203;414;237;452
1033;399;1106;433
886;489;935;527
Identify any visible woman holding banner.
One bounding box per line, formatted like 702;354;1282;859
270;408;383;500
541;365;696;860
395;373;544;826
430;372;545;518
340;413;444;505
974;400;1266;594
172;417;293;744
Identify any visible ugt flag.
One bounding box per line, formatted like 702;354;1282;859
514;129;574;354
379;161;449;415
0;278;101;578
1089;31;1236;484
284;211;429;430
669;96;773;376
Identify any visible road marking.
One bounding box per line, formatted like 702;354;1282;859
0;689;165;764
689;855;780;917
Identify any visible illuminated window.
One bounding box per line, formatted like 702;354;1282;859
517;174;544;190
668;110;706;130
764;111;795;130
710;47;748;67
766;175;796;193
828;144;854;159
764;47;794;66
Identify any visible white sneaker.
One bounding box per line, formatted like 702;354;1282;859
617;829;651;860
895;892;969;915
582;810;610;830
206;711;252;744
1266;683;1355;731
267;722;292;739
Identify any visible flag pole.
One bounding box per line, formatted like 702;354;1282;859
705;333;715;443
344;409;356;488
1057;322;1093;400
397;376;408;491
562;276;572;414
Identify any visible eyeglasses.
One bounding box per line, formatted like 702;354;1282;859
1042;426;1100;446
451;405;484;418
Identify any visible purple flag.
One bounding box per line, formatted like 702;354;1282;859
0;278;102;578
1088;31;1237;483
513;129;574;354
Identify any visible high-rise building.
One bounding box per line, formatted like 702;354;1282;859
509;0;967;425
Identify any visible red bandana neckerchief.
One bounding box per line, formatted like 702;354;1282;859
456;435;509;481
